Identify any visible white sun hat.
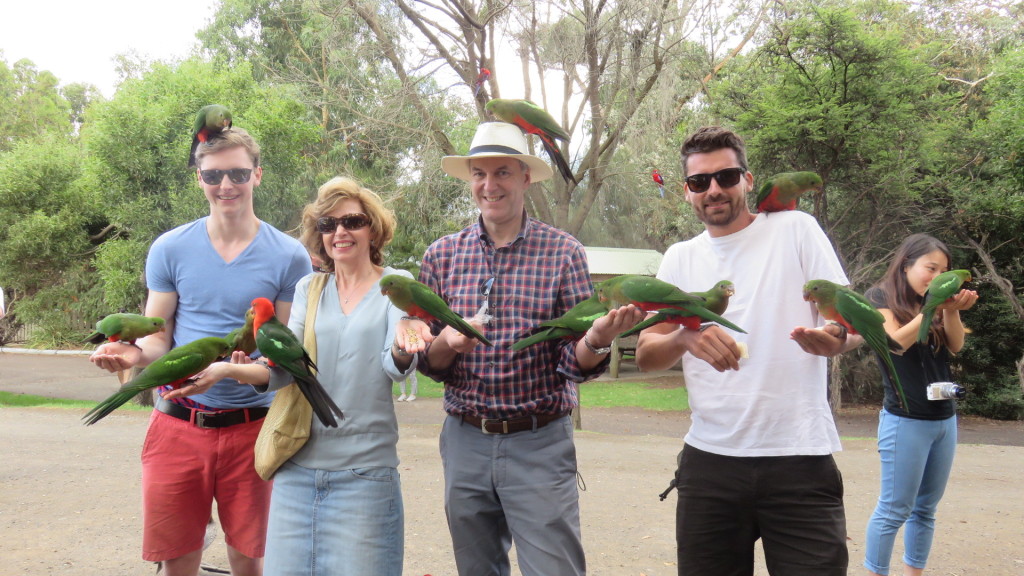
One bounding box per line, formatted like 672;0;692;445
441;121;553;183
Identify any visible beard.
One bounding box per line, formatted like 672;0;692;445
693;192;745;227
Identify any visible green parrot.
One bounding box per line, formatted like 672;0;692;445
84;313;165;347
188;104;233;167
802;279;908;410
224;308;258;355
82;337;232;425
597;275;746;335
250;298;344;428
511;292;607;351
485;98;578;184
917;269;972;345
618;280;740;338
754;171;822;213
379;274;494;347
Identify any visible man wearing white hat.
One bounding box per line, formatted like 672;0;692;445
410;121;643;575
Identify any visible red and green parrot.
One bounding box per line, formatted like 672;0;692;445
250;298;344;428
84;313;165;347
754;171;822;213
474;68;491;97
802;279;908;410
484;98;578;185
379;274;494;347
83;336;232;425
618;280;740;338
597;275;746;335
652;169;665;198
917;269;972;345
188;104;233;167
224;308;257;356
511;292;607;351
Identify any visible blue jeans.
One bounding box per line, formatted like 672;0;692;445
263;461;404;576
863;409;957;575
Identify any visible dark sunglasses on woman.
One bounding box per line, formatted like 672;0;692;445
316;213;372;234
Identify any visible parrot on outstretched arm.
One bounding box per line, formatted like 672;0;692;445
511;292;607;351
224;308;257;355
754;171;822;213
188;104;233;167
802;279;908;410
82;337;232;425
597;275;746;335
250;298;344;428
84;313;165;347
379;275;494;347
917;269;972;345
652;169;665;198
485;98;578;185
618;280;740;338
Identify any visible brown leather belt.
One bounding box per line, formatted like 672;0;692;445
460;412;568;435
156;397;269;429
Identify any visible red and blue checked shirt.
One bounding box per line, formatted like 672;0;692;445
418;215;609;419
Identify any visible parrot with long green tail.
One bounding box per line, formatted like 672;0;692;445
485;98;578;184
84;313;165;347
754;171;822;213
802;279;908;410
224;308;257;355
83;337;232;425
917;269;972;345
379;275;494;347
188;104;233;167
597;275;746;335
250;298;344;428
618;280;739;338
512;292;607;351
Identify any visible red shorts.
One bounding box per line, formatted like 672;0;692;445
140;409;271;561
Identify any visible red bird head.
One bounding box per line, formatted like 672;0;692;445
250;298;276;330
652;169;664;185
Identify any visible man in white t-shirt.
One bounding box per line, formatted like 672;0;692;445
636;126;862;576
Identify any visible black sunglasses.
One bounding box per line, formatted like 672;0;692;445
684;167;745;193
316;213;372;234
199;168;254;185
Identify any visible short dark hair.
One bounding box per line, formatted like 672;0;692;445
680;126;748;176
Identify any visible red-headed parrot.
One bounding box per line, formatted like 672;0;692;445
918;269;972;345
485;98;578;185
597;275;746;334
250;298;344;428
474;68;491;97
618;280;740;338
511;292;607;351
803;279;908;410
224;308;257;355
754;171;822;213
83;336;232;425
652;169;665;198
379;274;494;347
84;313;165;347
188;104;233;167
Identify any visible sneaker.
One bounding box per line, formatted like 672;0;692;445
406;395;416;402
397;394;407;402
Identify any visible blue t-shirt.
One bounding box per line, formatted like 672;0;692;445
146;217;311;408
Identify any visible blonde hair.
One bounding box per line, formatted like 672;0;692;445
194;127;261;167
300;177;396;270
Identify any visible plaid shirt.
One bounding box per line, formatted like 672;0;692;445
418;215;608;419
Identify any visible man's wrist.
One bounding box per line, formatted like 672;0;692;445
583;331;612;355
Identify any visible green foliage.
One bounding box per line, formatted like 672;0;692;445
0;58;73;151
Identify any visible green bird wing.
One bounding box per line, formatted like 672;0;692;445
408;280;494;346
256;317;314;367
487;98;570;141
834;286;908;410
918;269;971;344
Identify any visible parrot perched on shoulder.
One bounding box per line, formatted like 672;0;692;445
82;337;232;425
379;274;494;347
652;169;665;198
754;171;822;213
485;98;578;185
84;313;165;347
597;275;746;335
188;104;233;167
511;292;607;351
802;279;908;410
618;280;740;338
224;308;257;355
917;269;972;345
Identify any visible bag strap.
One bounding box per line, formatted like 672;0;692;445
303;273;330;364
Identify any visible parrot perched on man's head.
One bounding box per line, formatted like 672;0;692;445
618;280;740;338
802;279;908;410
597;275;746;335
188;104;233;167
917;269;972;346
485;98;578;185
379;275;494;347
511;292;607;351
754;171;822;213
250;298;344;428
84;313;165;347
82;337;232;425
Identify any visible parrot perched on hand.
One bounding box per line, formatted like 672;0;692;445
474;68;491;97
84;313;165;347
511;292;607;351
250;298;344;428
188;104;233;167
485;98;578;185
82;337;232;425
618;280;739;338
802;279;908;410
379;274;494;347
652;169;665;198
597;275;746;335
754;171;822;213
917;269;972;345
224;308;257;356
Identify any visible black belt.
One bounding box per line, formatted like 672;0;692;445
156;398;269;429
460;412;568;435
